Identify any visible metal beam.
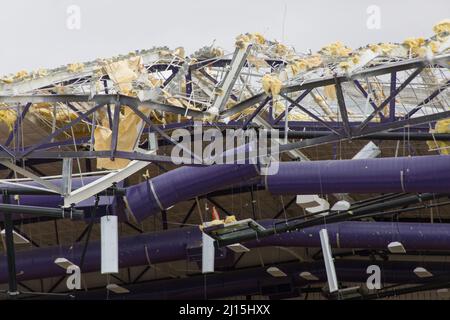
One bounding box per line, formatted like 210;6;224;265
0;203;83;219
280;94;342;136
209;44;252;114
0;160;61;194
334;78;351;137
273;89;312;124
63;149;156;207
110;103;121;160
20;103;105;158
404;79;450;119
357;67;424;132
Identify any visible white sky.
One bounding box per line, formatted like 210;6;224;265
0;0;448;75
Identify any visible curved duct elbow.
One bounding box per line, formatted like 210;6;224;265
125;164;260;221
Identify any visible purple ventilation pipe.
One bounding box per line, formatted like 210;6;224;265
125;164;260;221
266;155;450;195
125;155;450;221
3;220;450;284
73;260;450;300
3;155;448;223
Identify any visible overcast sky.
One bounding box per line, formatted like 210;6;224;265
0;0;448;75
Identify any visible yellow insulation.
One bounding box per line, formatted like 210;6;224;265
95;106;149;169
235;34;251;49
323;85;337;101
428;40;441;53
0;109;17;131
403;37;426;56
288;55;322;75
247;55;270;70
273;100;310;121
67;63;84;73
261;74;282;96
433;19;450;35
321;42;352;57
369;43;397;54
1;77;13;84
174;47;185;58
95;56;152;169
275;43;288;56
14;70;28;80
31;103;78;122
427;118;450;155
33;68;48;78
103;56;144;95
199;215;237;230
235;33;266;49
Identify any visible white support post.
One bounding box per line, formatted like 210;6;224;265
202;232;215;274
319;228;339;293
101;215;118;274
62;158;73;196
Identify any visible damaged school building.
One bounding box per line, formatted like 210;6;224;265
0;20;449;300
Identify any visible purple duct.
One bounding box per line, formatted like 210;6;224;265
3;220;450;284
125;164;259;221
266;155;450;195
3;155;448;223
126;155;450;221
73;260;450;300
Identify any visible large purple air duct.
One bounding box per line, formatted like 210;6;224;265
72;260;450;300
2;220;450;284
126;155;450;221
125;164;260;221
266;155;450;195
3;156;448;223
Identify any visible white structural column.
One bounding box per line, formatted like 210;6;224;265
319;228;339;293
101;215;119;274
202;232;215;274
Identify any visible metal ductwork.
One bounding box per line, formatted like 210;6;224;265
125;164;260;221
71;260;450;300
266;155;450;195
2;155;448;223
2;220;450;284
126;155;450;221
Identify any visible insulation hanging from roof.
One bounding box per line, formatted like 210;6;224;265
433;19;450;35
95;106;146;169
0;108;17;131
320;42;352;57
427;118;450;155
261;74;282;96
94;56;153;169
